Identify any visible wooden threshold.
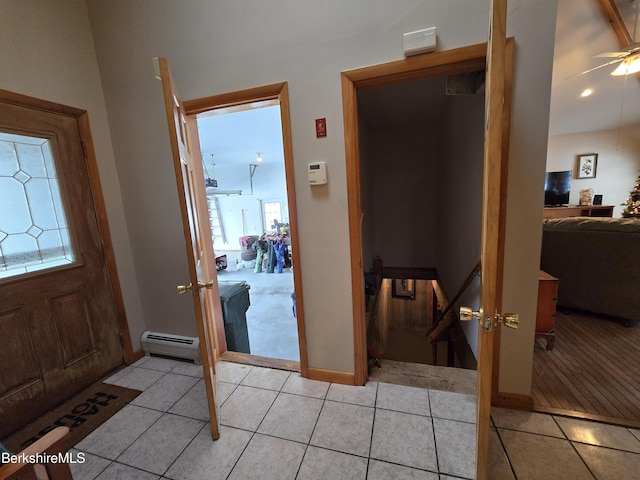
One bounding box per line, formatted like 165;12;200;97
220;351;301;372
533;404;640;430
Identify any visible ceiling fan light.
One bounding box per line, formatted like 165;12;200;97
611;54;640;76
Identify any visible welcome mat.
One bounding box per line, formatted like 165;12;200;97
1;381;141;453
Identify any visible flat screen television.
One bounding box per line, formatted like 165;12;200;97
544;170;572;206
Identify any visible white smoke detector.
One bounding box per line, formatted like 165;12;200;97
403;27;437;57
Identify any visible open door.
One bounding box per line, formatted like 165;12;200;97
473;0;512;478
156;57;221;440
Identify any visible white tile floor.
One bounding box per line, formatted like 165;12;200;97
69;356;640;479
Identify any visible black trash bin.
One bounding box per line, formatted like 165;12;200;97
218;281;251;354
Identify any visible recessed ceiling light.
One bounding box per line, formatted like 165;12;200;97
580;88;593;98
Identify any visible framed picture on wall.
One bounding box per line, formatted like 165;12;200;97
391;278;415;299
577;153;598;179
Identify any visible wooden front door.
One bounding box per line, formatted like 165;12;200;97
0;93;124;438
156;57;221;439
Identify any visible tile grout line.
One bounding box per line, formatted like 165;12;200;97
293;379;331;478
491;418;518;480
78;362;183;479
566;437;598;479
426;388;441;476
225;369;295;479
89;361;234;479
89;364;485;479
365;381;380;478
123;361;206;478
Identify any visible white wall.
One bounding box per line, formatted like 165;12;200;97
358;115;375;272
368;124;438;268
0;0;559;391
0;0;146;349
547;127;640;217
500;2;558;393
436;93;486;356
81;0;557;388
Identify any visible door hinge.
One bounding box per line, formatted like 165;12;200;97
81;140;87;158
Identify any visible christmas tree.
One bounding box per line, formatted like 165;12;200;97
621;174;640;218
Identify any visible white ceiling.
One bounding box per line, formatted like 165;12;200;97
196;104;284;169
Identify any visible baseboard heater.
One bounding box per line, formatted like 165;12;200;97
141;331;201;365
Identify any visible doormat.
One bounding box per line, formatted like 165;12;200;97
1;381;141;453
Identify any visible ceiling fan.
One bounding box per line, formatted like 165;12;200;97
589;44;640;77
576;0;640;77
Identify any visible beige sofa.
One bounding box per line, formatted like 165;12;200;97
540;217;640;326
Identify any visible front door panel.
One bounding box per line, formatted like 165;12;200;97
0;99;124;438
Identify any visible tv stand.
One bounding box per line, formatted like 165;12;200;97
543;205;614;220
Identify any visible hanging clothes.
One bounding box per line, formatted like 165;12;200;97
254;247;264;273
254;238;268;273
274;239;286;273
266;239;276;273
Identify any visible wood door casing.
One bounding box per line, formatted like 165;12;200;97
183;82;307;376
342;29;513;479
0;97;125;438
342;42;490;386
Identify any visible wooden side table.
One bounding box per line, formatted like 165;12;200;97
536;270;558;350
542;205;614;220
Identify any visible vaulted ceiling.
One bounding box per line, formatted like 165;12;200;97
549;0;640;135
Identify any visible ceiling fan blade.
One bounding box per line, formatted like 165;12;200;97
594;51;628;58
565;58;624;79
593;43;640;58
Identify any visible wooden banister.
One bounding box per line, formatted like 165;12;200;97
426;261;481;342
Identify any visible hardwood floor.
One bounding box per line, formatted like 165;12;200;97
532;308;640;427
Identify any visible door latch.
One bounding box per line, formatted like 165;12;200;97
460;306;519;331
177;280;214;294
197;280;214;290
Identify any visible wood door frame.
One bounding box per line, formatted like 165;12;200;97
341;41;514;391
0;88;135;364
183;82;308;376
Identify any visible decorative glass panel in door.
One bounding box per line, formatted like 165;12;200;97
0;132;74;278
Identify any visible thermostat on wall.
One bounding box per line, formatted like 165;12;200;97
308;162;327;185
